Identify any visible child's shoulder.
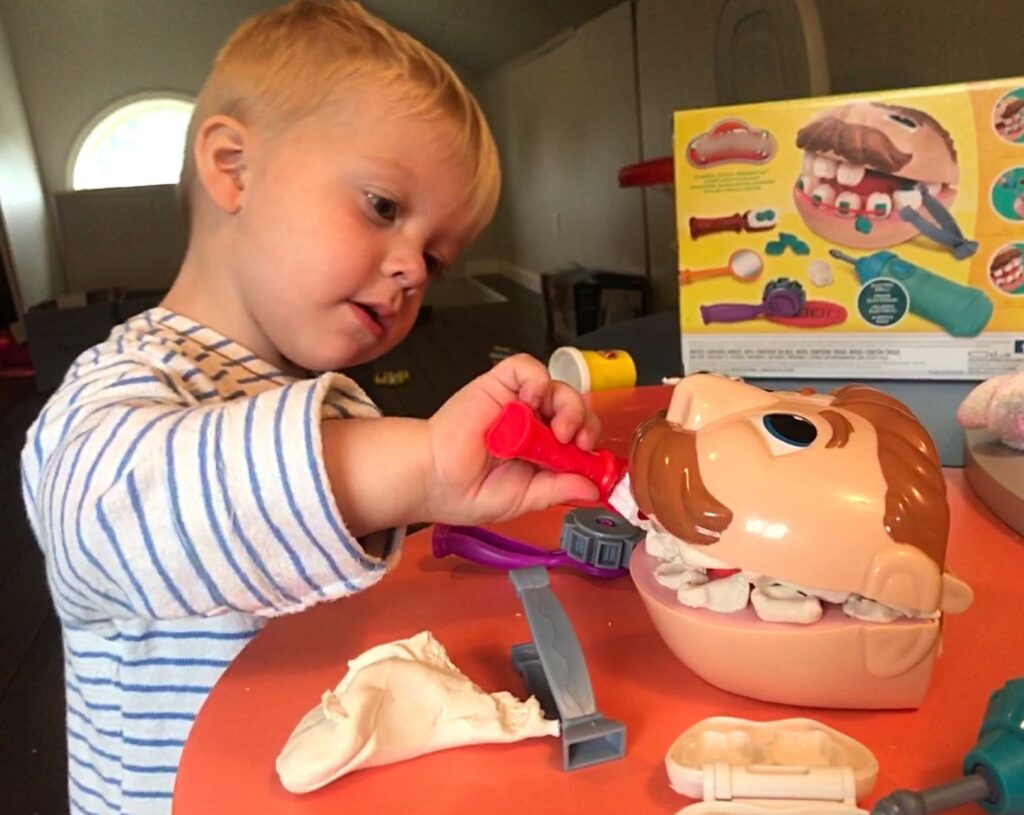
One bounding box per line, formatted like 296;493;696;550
64;308;206;387
54;307;279;405
55;307;362;413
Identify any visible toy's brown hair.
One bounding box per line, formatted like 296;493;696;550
829;384;949;566
628;413;733;545
628;385;947;565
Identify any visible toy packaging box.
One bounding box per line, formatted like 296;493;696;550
673;77;1024;379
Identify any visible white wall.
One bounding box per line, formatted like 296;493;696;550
818;0;1024;94
3;0;1023;308
55;186;186;293
0;0;283;303
634;0;728;311
476;0;1024;312
475;0;827;311
0;12;60;310
477;3;647;280
0;0;494;295
0;0;280;197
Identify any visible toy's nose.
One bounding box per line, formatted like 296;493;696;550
666;374;777;430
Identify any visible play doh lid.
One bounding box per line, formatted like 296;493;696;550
666;716;879;815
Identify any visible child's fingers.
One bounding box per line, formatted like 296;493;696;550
482;354;601;449
542;381;590;444
520;471;598;512
486;354;551;408
573;409;602;451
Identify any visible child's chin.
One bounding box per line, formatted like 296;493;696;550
301;342;386;373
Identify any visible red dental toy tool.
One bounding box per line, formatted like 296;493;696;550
688;207;779;240
484;401;628;506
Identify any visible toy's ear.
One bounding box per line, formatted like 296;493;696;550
862;545;942;614
940;572;973;614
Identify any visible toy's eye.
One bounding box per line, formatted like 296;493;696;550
886;113;918;131
757;413;817;457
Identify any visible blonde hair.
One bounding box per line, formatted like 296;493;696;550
178;0;500;231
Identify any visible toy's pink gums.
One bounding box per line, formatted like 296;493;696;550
485;401;627;503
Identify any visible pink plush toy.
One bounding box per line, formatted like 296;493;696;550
957;373;1024;449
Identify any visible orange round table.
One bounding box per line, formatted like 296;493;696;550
174;386;1024;815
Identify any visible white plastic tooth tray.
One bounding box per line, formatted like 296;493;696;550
665;716;879;815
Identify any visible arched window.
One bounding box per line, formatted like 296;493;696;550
69;94;195;190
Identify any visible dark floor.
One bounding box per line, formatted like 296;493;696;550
0;274;547;813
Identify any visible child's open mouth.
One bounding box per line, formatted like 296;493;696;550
794;149;951;222
350;302;385;338
645;525;938;626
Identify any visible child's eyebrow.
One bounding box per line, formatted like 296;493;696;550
361;155;413;177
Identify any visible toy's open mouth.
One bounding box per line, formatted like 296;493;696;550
794;149;952;222
997;99;1024;137
990;249;1024;292
645;525;938;626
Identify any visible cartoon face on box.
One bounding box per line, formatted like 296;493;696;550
793;102;959;250
627;374;972;709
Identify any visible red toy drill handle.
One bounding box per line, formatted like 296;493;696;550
485;401;626;500
689;213;745;239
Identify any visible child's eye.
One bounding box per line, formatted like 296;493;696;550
366;192;398;223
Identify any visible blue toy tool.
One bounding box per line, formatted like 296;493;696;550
829;248;993;338
898;182;979;260
871;677;1024;815
509;566;626;771
432;507;642;579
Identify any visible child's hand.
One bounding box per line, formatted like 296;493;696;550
425;354;601;524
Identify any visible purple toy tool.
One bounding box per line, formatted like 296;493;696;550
432;507;642;579
700;277;806;324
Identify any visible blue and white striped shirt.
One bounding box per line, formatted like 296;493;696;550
21;307;400;815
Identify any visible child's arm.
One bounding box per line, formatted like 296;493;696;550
322;355;600;537
23;364;400;623
23;354;597;624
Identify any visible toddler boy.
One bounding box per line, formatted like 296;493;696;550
22;3;599;812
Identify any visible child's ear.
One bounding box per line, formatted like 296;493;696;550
193;115;249;215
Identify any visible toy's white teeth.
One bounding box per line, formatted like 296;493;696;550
653;566;824;623
866;192;893;217
751;582;822;624
797;151;956;220
836;162;866;187
835;191;861;215
646;526;731;570
811;184;837;206
992;256;1024;288
893;189;923;210
843;595;901;623
813;156;838;179
657;568;750;614
642;525;936;625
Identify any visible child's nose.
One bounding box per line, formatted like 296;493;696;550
383;244;429;289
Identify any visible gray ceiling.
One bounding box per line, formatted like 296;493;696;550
362;0;624;74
